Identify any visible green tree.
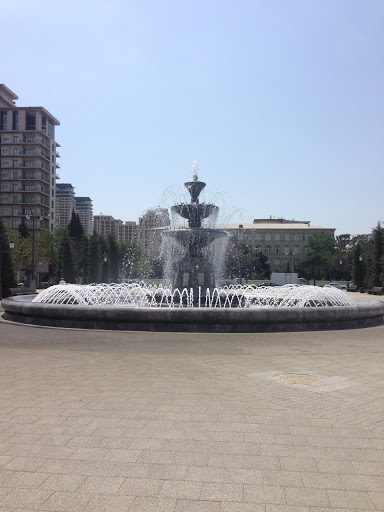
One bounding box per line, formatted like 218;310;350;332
0;221;16;297
372;221;384;286
298;232;336;283
352;243;365;289
107;234;120;282
225;241;270;281
59;231;76;283
86;232;101;283
18;218;30;239
68;210;84;239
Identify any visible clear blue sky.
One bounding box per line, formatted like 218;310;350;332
3;0;383;235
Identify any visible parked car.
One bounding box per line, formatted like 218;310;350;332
324;283;347;290
258;282;279;287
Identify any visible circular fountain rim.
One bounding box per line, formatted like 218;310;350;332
2;295;383;333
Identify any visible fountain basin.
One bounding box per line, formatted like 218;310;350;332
2;296;383;332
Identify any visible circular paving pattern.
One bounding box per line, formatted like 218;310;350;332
274;374;322;384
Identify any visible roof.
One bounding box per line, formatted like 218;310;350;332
218;223;335;231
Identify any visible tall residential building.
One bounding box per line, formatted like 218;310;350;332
0;84;60;232
93;214;137;242
75;197;93;235
56;183;75;230
138;208;170;255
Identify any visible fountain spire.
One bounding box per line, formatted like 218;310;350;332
192;160;199;182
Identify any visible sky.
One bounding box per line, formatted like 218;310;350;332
2;0;383;235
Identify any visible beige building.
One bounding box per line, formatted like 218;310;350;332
221;218;335;272
56;183;75;230
138;208;170;255
0;84;60;232
93;214;137;243
75;196;93;235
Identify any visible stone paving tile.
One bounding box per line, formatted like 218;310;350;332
200;482;243;502
326;489;377;509
0;489;54;510
129;496;177;511
1;317;384;511
118;477;163;496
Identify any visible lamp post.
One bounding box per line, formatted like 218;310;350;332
285;250;293;272
340;258;349;289
26;212;48;287
0;237;15;300
359;254;370;293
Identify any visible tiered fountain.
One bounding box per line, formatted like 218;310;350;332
2;162;383;331
162;163;228;303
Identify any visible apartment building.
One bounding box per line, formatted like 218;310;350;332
56;183;75;229
221;218;335;272
0;84;60;232
93;214;137;243
138;208;170;256
75;197;93;235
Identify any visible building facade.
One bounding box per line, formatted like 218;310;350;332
93;214;137;243
75;197;93;235
221;218;335;272
56;183;75;230
0;84;60;232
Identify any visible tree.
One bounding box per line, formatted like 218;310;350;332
18;219;30;239
86;232;101;283
59;231;76;283
0;221;16;297
67;210;84;239
352;243;365;289
372;221;384;286
297;232;336;283
107;234;119;282
225;241;270;281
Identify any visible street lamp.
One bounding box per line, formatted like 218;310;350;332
0;238;15;300
340;259;349;289
359;254;370;293
285;250;293;272
26;212;48;287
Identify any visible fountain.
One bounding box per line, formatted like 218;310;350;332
161;161;228;303
1;163;384;331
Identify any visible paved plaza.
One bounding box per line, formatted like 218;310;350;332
0;297;384;511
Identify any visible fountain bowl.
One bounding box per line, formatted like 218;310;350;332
2;284;383;332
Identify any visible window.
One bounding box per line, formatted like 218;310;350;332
303;234;308;241
13;160;19;167
2;149;9;154
275;245;280;254
303;246;309;254
12;220;19;228
41;116;46;134
265;246;271;254
12;111;19;130
274;233;280;241
13;149;19;155
1;209;8;214
25;137;35;143
26;111;36;130
284;233;290;241
25;160;35;167
254;233;261;240
13;207;18;215
12;196;18;203
13;135;19;143
48;120;54;139
293;246;299;254
294;234;300;241
2;161;10;167
24;185;35;191
13;172;19;179
265;233;272;241
256;245;261;253
284;245;290;254
2;173;8;178
274;259;280;266
0;112;7;130
1;197;9;202
13;184;19;191
25;148;35;155
1;185;9;190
